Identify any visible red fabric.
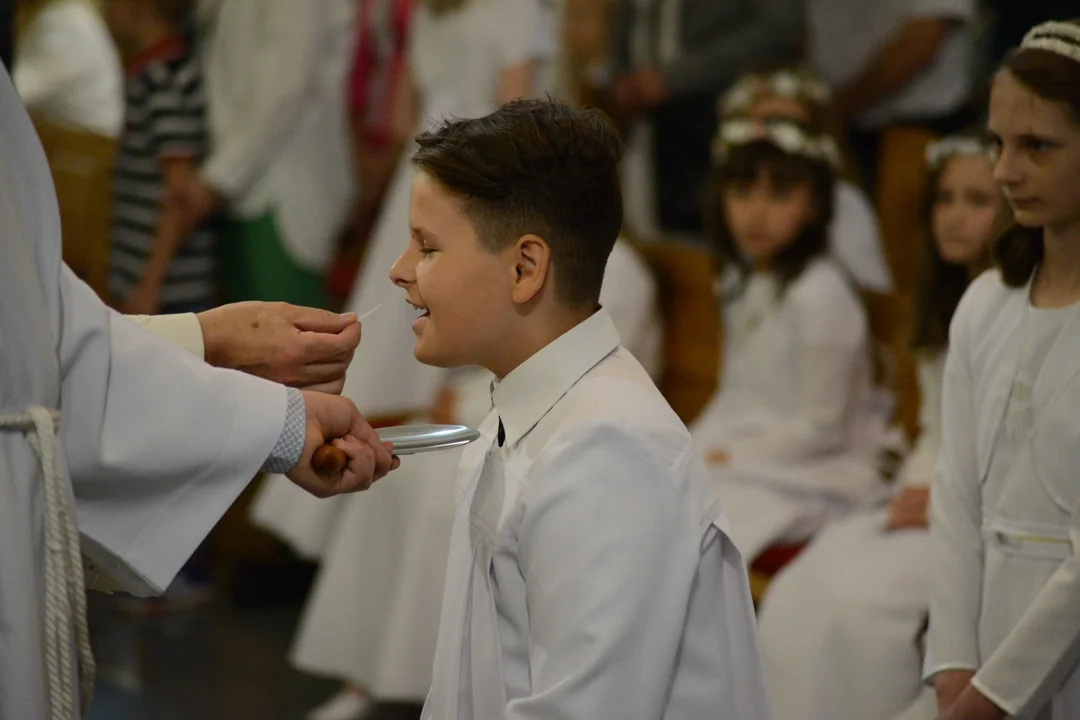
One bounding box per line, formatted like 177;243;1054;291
348;0;413;149
750;543;807;576
125;34;187;77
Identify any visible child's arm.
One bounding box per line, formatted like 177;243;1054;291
491;0;553;106
121;158;200;315
925;288;986;713
964;503;1080;717
511;429;718;718
199;1;321;202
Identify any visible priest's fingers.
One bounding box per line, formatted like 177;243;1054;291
334;435;378;492
288;305;359;334
349;420;396;479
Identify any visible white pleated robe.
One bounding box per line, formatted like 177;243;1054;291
0;65;286;719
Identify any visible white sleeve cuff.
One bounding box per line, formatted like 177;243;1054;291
126;313;205;360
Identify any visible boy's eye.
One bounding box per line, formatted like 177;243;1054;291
1024;136;1052;153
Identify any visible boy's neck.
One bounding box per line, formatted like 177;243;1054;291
487;306;597;380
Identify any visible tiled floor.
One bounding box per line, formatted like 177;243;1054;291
84;588;339;720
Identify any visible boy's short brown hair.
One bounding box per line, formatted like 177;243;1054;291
412;98;624;308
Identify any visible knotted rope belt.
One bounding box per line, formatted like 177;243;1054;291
0;407;95;718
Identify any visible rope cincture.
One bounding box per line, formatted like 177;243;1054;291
0;407;95;719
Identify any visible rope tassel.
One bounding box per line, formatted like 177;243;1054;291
0;407;95;719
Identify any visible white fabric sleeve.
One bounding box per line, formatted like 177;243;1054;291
599;241;660;372
830;181;892;292
924;289;985;681
125;313;205;359
12;3;92;111
898;352;945;488
200;0;322;199
728;268;868;465
59;268;286;595
491;0;555;73
972;500;1080;716
511;429;707;718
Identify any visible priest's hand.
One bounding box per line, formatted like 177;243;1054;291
287;391;399;497
198;302;362;393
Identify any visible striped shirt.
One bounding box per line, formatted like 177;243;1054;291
108;37;217;312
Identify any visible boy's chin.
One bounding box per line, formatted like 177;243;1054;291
413;341;458;369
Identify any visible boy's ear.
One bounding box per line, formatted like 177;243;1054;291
509;234;551;305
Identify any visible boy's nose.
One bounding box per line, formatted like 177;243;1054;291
389;250;413;288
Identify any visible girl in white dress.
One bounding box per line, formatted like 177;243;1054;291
721;68;892;292
692;117;887;563
925;20;1080;720
756;133;1000;720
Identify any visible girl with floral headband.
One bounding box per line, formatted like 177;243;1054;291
721;67;892;292
924;18;1080;720
691;117;891;565
757;133;1000;720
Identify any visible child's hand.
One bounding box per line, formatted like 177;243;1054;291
886;486;930;531
935;670;976;717
121;280;162;315
939;684;1007;720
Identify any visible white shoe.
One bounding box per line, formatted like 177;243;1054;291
306;689;372;720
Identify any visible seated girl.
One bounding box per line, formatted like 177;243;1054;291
693;117;886;562
721;69;892;292
755;133;999;720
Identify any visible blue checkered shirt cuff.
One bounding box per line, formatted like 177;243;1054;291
261;388;306;474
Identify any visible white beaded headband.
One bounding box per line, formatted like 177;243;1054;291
720;70;832;116
712;118;842;171
924;136;996;169
1020;20;1080;64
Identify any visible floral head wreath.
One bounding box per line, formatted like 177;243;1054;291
719;70;832;117
924;135;996;170
1020;20;1080;64
712;118;842;171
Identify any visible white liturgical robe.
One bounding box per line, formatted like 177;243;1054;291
423;309;770;720
0;65;287;719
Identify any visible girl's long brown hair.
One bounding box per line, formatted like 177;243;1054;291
910;152;995;351
992;18;1080;288
706;140;835;295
